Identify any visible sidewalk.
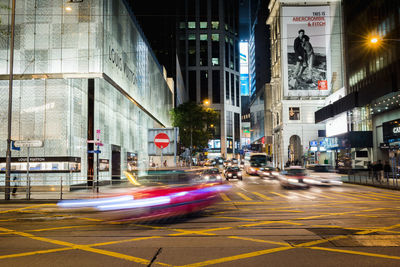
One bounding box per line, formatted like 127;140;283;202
343;174;400;190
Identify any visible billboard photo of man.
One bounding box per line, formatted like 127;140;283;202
282;6;331;97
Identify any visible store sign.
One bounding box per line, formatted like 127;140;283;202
383;119;400;143
310;140;318;147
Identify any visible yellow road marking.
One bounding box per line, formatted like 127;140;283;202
212;216;257;221
220;193;231;201
289;192;315;200
341;192;381;201
0;204;56;214
355;214;379;218
236;192;252;201
30;224;97;232
228;236;291;247
0;226;166;266
296;235;348;247
90;236;162;247
240;220;303;228
307;191;336;199
0;248;72;260
327;191;362;200
309;246;400;260
251;192;272;200
177;246;293;267
270;191;290;199
169;227;233;236
362;192;400;200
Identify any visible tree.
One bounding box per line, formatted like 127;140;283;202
170;102;219;152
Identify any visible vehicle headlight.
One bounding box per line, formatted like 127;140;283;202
228;173;232;177
304;178;320;185
288;178;298;183
272;172;279;176
216;175;222;179
237;172;242;176
204;175;210;180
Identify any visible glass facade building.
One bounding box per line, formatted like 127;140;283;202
0;0;173;187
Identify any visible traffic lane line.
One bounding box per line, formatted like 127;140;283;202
308;246;400;260
228;236;291;247
176;246;293;267
0;204;56;214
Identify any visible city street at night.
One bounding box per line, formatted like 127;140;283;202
1;175;400;267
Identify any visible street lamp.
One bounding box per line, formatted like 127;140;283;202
203;99;210;106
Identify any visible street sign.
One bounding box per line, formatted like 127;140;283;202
87;140;103;146
154;132;170;149
11;141;20;151
88;150;101;154
14;140;43;148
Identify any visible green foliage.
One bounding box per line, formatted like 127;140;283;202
170;102;219;150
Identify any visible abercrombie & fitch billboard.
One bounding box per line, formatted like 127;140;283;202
282;6;331;97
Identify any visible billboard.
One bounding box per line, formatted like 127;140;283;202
282;6;331;97
239;42;249;95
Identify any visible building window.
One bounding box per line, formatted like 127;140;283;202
225;36;229;68
211;21;219;29
211;0;219;21
235;75;239;107
189;71;197;102
231;73;234;104
179;22;186;29
200;22;207;29
200;34;208;66
225;71;229;102
212;70;220;104
226;111;233;137
200;71;208;102
188;21;196;29
188;34;196;66
212;58;219;66
289;107;300;120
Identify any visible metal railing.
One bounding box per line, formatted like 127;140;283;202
345;170;400;190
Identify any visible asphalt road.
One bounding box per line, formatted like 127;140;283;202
1;174;400;267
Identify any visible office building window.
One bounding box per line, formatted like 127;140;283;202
200;34;208;66
189;71;197;102
234;112;240;141
226;111;233;137
289;107;300;120
235;75;239;107
200;70;208;102
231;73;234;104
225;37;229;68
212;34;219;65
212;70;220;104
188;21;196;29
211;21;219;29
179;22;186;29
211;0;219;21
200;22;207;29
188;34;196;66
225;71;229;102
212;58;219;66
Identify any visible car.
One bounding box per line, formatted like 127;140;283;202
305;165;343;186
232;158;239;165
205;160;216;166
201;168;223;183
224;166;243;180
257;166;280;179
278;167;309;189
223;160;232;167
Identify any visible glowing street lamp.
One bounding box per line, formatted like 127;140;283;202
370;37;379;44
203;99;210;106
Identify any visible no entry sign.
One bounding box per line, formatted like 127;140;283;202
154;133;170;149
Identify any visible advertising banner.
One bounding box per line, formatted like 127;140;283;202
282;6;331;97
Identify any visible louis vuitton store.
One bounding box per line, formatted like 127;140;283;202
0;0;173;187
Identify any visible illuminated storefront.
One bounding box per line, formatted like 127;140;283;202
0;0;173;187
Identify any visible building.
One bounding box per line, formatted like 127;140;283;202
0;0;173;187
267;0;345;169
315;0;400;171
178;0;241;159
248;0;272;154
127;0;188;106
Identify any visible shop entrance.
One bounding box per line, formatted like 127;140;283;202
288;135;302;164
111;145;121;181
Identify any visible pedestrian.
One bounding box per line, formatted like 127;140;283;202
384;161;391;180
163;160;167;167
372;161;378;181
367;161;372;178
12;176;19;195
376;160;383;182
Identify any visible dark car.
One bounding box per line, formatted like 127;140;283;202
224;166;243;180
278;167;309;189
257;166;279;179
201;168;222;183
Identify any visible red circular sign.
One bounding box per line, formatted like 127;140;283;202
154;133;170;149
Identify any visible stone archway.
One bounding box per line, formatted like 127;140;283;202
288;135;302;164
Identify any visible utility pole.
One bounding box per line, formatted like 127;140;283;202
5;0;16;200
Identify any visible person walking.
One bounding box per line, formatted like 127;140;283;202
12;176;19;195
376;160;383;183
384;161;391;182
367;161;372;178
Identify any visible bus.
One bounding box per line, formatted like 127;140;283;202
244;152;269;175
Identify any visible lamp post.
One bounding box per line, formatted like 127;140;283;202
5;0;16;200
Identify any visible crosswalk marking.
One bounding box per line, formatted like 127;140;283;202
327;191;362;200
289;192;315;200
220;193;231;201
251;192;272;201
237;192;252;201
360;192;400;200
340;192;380;201
270;191;291;199
368;192;400;199
307;191;335;199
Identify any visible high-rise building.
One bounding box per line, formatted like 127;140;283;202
178;0;241;158
267;0;345;168
315;0;400;171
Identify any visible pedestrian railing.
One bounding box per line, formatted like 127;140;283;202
345;171;400;190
